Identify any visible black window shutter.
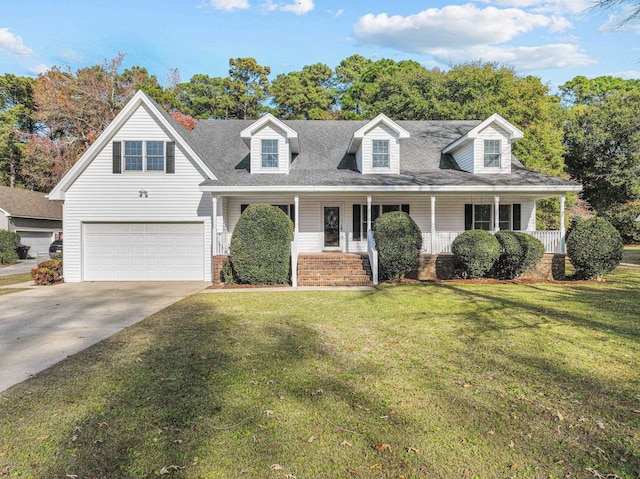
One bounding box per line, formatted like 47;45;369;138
289;204;295;225
166;141;175;174
464;204;473;230
240;204;248;214
112;141;122;174
401;204;410;214
352;204;361;241
513;204;522;230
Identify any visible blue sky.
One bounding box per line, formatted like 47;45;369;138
1;0;638;90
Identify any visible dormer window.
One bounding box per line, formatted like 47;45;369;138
483;139;501;168
372;140;390;168
261;139;278;168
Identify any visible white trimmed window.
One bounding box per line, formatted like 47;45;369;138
474;204;492;231
372;139;390;168
261;139;278;168
124;141;165;172
484;139;501;168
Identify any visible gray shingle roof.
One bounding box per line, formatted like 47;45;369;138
187;118;578;190
0;186;62;219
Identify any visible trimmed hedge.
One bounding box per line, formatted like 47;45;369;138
451;230;501;279
230;204;294;284
0;230;21;265
566;217;623;280
373;211;422;281
493;231;544;279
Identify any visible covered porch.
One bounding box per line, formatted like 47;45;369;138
210;192;568;286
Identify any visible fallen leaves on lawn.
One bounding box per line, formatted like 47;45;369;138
374;443;392;452
340;439;352;447
270;464;283;471
159;465;184;474
406;446;420;454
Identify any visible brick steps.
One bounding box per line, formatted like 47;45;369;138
297;254;373;287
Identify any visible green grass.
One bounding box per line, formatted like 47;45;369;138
623;245;640;265
0;273;31;287
0;269;638;478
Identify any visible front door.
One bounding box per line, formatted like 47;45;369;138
323;206;341;248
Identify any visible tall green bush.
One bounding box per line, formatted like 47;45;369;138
230;204;294;284
373;211;422;281
0;230;21;265
451;230;500;279
493;231;545;279
566;217;623;280
601;201;640;244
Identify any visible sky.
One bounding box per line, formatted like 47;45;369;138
1;0;639;91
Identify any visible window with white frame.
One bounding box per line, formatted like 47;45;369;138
124;141;165;172
474;204;492;231
484;139;501;168
372;139;390;168
352;204;410;240
261;139;278;168
466;204;520;231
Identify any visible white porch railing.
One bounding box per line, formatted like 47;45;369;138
291;234;299;287
216;232;232;255
421;232;463;254
367;229;379;285
420;230;562;254
522;230;562;253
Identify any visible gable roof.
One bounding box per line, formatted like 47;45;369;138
442;113;524;154
347;114;411;154
0;186;62;220
48;90;216;200
240;113;300;153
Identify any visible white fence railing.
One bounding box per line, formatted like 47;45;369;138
421;230;561;254
216;232;232;255
367;229;379;285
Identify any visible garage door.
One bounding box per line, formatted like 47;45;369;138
83;222;205;281
16;231;53;258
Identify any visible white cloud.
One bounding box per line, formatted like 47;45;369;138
205;0;250;11
607;70;640;79
599;7;640;34
434;43;596;70
280;0;314;15
0;27;35;56
327;8;344;18
489;0;591;15
28;63;49;75
354;5;571;53
56;48;83;63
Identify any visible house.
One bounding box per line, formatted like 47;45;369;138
0;186;62;257
48;91;581;284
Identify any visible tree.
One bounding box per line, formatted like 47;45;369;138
270;63;336;119
121;65;180;111
592;0;640;24
564;89;640;212
0;74;36;187
227;58;270;119
176;73;233;119
559;75;640;107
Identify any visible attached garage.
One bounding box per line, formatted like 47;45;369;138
83;222;205;281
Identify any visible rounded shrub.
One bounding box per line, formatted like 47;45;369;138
230;204;294;284
451;230;500;279
566;217;623;280
493;231;544;279
0;230;21;265
373;211;422;281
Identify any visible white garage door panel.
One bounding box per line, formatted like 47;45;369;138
83;222;204;281
17;231;52;258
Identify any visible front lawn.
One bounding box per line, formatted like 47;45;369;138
0;268;638;478
0;273;32;287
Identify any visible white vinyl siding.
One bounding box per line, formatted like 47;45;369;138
453;142;474;173
475;124;511;173
250;124;290;174
360;124;400;174
62;103;212;282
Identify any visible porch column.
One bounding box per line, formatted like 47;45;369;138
559;195;566;254
430;195;436;254
294;195;299;236
367;195;372;232
292;195;299;288
493;196;500;232
212;195;218;255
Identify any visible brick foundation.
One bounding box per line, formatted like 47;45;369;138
297;253;373;287
212;254;229;285
407;253;565;281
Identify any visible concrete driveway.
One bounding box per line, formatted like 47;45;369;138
0;258;39;276
0;281;209;392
